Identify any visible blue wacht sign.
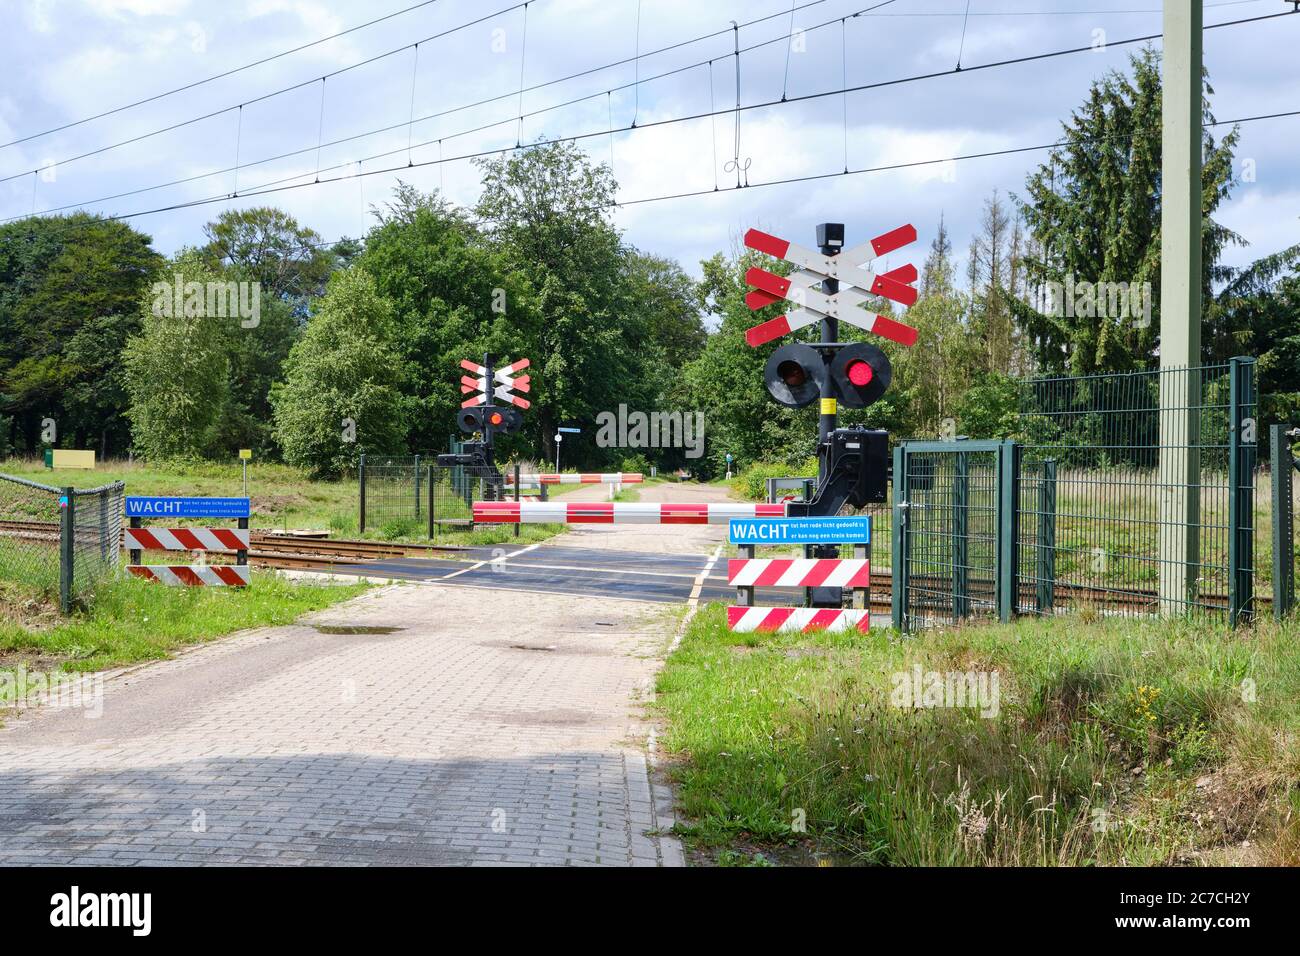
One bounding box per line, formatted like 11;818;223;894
125;497;251;519
728;516;871;545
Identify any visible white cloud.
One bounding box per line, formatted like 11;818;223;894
82;0;191;20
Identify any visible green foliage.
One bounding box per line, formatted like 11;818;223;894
683;248;815;477
123;252;233;461
0;214;162;455
0;572;367;674
729;458;817;502
1016;48;1240;374
658;609;1300;866
954;372;1024;439
271;268;410;478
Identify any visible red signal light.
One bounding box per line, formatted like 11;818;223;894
489;411;504;426
846;360;873;387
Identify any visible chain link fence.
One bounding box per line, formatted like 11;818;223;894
0;473;62;597
0;474;124;611
70;481;126;606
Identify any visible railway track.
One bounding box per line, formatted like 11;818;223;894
0;518;1272;612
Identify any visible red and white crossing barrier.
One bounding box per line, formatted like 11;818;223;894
127;565;250;587
726;606;870;633
124;527;249;552
473;501;785;524
728;558;870;588
505;473;644;486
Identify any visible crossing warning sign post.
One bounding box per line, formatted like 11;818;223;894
728;516;873;631
743;221;917;608
124;496;251;587
442;354;531;499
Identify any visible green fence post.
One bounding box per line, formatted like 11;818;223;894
427;466;436;540
1228;356;1256;626
891;443;908;632
997;441;1021;624
414;454;422;520
358;453;367;534
1036;459;1058;614
952;451;970;621
99;489;110;563
1270;424;1294;619
59;486;74;614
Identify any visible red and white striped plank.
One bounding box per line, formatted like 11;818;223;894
493;384;530;409
493;357;530;379
743;225;916;275
124;527;250;552
127;564;250;587
747;265;917;309
745;306;918;348
744;263;916;312
505;473;644;486
460;359;487;375
726;606;870;633
473;501;785;525
728;558;870;588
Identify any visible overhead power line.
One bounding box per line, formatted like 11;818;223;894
7;0;841;215
0;0;833;186
0;1;531;185
8;4;1291;226
0;0;451;152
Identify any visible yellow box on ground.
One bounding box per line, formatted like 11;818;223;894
51;449;95;469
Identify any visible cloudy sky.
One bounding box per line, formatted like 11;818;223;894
1;0;1296;281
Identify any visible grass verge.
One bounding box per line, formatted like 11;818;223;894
0;571;368;681
656;606;1300;866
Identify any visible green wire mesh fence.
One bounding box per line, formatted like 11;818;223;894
1017;358;1256;621
0;473;124;612
357;446;507;540
892;358;1262;631
0;473;62;597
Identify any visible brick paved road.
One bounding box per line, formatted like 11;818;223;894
0;583;684;867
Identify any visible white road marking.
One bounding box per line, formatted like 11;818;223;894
437;542;542;580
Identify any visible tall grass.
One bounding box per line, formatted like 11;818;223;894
657;608;1300;866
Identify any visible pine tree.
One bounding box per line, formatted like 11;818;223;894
1015;48;1240;374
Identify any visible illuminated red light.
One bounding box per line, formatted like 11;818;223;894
847;360;873;387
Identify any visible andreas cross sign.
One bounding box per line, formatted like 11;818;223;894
460;357;531;410
742;225;920;348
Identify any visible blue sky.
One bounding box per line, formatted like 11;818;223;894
1;0;1296;281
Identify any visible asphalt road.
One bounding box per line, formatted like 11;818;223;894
347;543;740;604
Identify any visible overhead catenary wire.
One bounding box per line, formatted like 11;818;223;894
7;4;1290;228
9;89;1295;243
0;0;452;152
0;0;534;186
2;0;875;219
196;101;1300;262
0;0;833;187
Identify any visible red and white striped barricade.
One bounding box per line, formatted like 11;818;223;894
727;515;873;632
123;496;251;587
472;501;785;525
504;473;644;487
